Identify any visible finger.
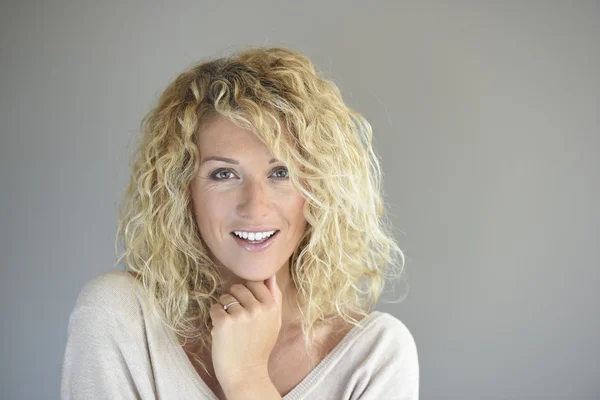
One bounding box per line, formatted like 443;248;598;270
265;275;282;310
263;274;277;293
228;283;261;309
244;280;275;305
209;302;229;323
218;293;237;305
218;293;244;315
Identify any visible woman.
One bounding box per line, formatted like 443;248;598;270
60;46;419;399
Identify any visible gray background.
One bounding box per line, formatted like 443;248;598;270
1;1;598;399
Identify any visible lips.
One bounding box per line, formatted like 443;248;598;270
231;230;280;252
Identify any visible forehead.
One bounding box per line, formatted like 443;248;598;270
198;116;267;153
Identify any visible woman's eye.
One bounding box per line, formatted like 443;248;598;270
272;167;289;179
210;168;236;180
209;167;288;181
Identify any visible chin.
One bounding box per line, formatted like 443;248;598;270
220;259;271;280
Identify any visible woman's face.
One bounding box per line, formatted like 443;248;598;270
190;116;307;281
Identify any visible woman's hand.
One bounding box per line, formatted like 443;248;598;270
209;274;283;391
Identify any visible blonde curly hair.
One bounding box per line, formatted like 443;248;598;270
115;46;405;377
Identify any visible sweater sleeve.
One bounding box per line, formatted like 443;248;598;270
354;318;420;400
60;275;156;400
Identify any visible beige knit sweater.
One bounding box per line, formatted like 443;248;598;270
60;271;419;399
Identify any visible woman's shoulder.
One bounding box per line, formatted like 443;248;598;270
361;310;418;355
371;311;415;335
71;269;146;316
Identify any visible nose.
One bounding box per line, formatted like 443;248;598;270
236;178;272;219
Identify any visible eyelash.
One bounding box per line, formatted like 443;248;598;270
209;167;289;181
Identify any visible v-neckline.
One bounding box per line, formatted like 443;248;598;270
163;311;381;400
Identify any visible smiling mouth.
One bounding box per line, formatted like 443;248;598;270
230;230;280;244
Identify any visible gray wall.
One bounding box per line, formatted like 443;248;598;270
1;1;598;399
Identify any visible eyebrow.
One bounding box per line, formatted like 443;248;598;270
200;156;279;165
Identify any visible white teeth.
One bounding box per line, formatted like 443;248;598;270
233;230;276;240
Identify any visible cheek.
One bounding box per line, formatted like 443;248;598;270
192;187;231;231
287;194;307;228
